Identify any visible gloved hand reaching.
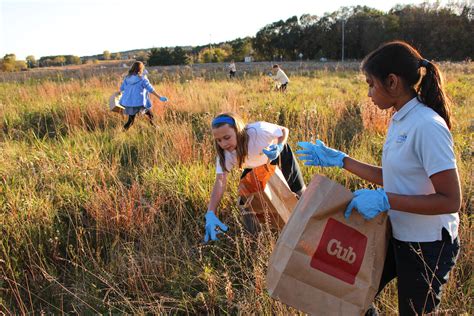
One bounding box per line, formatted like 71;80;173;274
262;143;284;161
159;96;168;102
204;210;228;243
296;140;347;168
344;188;390;220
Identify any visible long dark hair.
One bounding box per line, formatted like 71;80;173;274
127;61;145;77
361;40;452;129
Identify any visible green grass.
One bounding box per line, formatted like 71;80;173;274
0;66;472;314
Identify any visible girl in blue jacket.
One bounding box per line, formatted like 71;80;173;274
119;61;167;130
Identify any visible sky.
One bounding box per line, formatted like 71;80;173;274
1;0;443;60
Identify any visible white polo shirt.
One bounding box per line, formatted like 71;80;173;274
215;121;283;174
382;97;459;242
274;69;289;84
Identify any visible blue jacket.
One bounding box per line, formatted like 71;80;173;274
119;75;155;107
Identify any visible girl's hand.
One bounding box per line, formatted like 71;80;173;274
344;188;390;220
262;143;284;161
204;211;228;243
296;140;347;168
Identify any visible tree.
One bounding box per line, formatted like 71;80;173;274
229;37;253;61
198;47;228;63
135;51;148;62
16;60;27;71
171;47;189;65
148;48;173;66
1;54;17;72
65;55;81;65
53;56;66;66
103;50;111;60
26;55;37;68
111;52;122;60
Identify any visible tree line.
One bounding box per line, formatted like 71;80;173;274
252;3;473;61
1;2;472;72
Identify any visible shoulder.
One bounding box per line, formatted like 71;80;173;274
246;121;277;130
246;121;283;138
413;104;449;131
410;104;452;144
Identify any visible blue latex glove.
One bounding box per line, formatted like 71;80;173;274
344;188;390;220
296;140;347;168
262;143;284;161
204;211;228;243
159;96;168;102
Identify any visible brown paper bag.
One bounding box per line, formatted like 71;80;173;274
238;166;298;229
267;174;389;315
109;92;125;113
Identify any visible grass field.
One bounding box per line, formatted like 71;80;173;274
0;63;472;314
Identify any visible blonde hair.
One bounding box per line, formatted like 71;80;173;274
128;61;145;77
212;112;248;172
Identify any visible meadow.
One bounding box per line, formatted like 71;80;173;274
0;62;472;314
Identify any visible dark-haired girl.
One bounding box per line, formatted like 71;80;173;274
297;41;461;315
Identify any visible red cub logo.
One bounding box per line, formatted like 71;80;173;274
310;218;367;284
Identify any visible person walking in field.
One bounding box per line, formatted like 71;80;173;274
297;41;461;315
119;61;168;130
228;60;237;79
271;64;289;92
203;112;305;242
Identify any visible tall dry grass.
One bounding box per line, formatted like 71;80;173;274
0;64;472;314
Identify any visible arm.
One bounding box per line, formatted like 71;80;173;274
277;126;289;145
345;168;461;219
150;90;164;99
204;172;229;242
342;157;383;186
142;78;164;99
273;71;281;82
387;168;461;215
207;172;228;213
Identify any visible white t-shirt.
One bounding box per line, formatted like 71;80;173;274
274;69;289;84
382;97;459;242
215;121;283;174
229;63;236;72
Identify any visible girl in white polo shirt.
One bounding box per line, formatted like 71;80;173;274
204;112;305;242
297;41;461;315
271;64;289;92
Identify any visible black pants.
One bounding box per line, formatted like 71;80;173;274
278;82;288;92
240;144;305;233
229;70;236;78
123;111;154;130
367;228;460;315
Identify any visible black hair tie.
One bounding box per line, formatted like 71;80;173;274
419;59;430;68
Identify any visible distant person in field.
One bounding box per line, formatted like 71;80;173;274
271;64;289;92
297;41;461;316
228;60;237;78
203;112;306;242
119;61;168;130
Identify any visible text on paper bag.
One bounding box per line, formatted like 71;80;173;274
310;218;367;284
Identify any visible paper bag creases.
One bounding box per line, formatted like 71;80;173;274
267;175;390;315
238;166;298;229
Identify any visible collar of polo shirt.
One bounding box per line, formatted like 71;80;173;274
392;97;420;122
